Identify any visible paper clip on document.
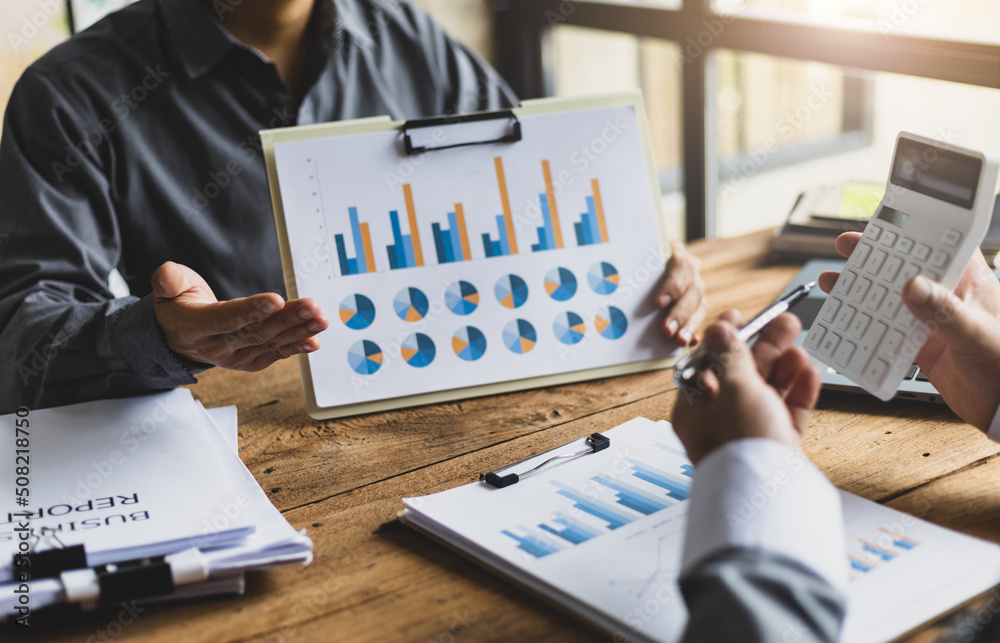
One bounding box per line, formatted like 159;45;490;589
480;433;610;488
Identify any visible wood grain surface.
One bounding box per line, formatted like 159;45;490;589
17;230;999;642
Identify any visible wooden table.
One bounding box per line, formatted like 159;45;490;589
28;231;1000;642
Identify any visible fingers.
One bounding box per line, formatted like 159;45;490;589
902;276;985;352
818;271;839;294
152;262;211;301
229;311;329;362
835;232;862;259
237;335;322;372
785;363;822;434
659;241;707;345
749;313;802;381
696;315;758;387
205;293;288;335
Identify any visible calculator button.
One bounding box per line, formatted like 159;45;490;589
863;358;890;388
849;312;872;339
914;244;931;261
929;250;950;269
865;284;887;310
835;271;857;296
880;231;898;248
819;297;841;323
924;270;940;282
834;340;856;367
883;329;905;356
864;250;887;275
834;305;856;331
852;243;872;268
896;307;914;329
879;291;902;319
819;333;841;359
865;225;883;242
897;237;915;254
850;321;887;374
942;229;962;246
804;325;826;351
880;256;903;282
849;278;872;304
897;263;920;287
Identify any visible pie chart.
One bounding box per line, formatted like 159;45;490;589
595;306;628;340
393;287;429;322
401;332;436;367
544;267;577;301
347;340;383;375
339;294;375;330
553;311;586;345
495;274;529;309
502;319;537;354
587;261;620;295
445;280;479;316
452;326;487;362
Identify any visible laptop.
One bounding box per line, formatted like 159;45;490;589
783;259;1000;403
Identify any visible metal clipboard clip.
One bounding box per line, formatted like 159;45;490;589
480;433;611;488
402;110;522;155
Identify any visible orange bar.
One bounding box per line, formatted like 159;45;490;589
454;203;472;261
493;157;519;254
591;179;610;243
360;222;377;273
541;160;564;249
402;184;425;266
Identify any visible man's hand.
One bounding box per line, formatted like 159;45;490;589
658;240;708;347
819;232;1000;432
671;311;822;465
152;262;329;372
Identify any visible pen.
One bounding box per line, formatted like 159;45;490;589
673;281;816;391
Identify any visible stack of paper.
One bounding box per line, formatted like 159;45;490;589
403;418;1000;643
0;389;312;622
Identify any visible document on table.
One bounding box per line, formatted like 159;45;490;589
403;417;1000;643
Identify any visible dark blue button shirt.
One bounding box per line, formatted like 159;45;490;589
0;0;516;412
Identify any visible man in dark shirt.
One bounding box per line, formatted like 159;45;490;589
0;0;707;413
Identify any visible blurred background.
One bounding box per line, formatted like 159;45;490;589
2;0;998;241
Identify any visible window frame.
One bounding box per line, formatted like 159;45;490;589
494;0;1000;240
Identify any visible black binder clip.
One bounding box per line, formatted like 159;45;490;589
480;433;610;488
401;110;522;155
12;529;88;579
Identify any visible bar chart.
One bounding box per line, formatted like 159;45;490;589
501;449;694;559
848;527;919;578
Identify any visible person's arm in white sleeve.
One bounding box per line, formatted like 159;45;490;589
672;311;847;642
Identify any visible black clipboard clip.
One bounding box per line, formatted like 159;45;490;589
402;110;522;155
480;433;610;488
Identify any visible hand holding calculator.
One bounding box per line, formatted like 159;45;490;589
805;132;999;401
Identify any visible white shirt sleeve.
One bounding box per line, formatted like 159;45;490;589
988;403;1000;443
681;437;848;593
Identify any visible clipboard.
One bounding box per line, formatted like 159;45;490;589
261;92;682;419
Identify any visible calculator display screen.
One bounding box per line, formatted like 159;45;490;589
877;205;910;228
890;138;981;209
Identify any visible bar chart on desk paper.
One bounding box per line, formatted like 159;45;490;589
270;105;670;408
501;442;694;559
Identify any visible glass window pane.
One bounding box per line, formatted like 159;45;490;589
716;64;1000;238
714;0;1000;45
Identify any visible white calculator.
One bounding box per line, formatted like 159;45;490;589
805;132;999;401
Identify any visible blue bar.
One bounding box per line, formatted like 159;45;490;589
593;474;672;515
579;212;593;245
586;196;601;244
531;225;547;252
387;246;398;270
334;233;351;276
492;240;502;256
626;458;691;501
496;215;510;255
890;538;916;550
574;222;585;246
447;212;464;261
348;207;367;273
403;235;415;268
482;233;494;258
681;464;695;478
862;543;894;561
442;229;455;263
553;482;634;529
347;257;358;275
538;513;602;545
850;557;873;573
655;443;691;460
389;210;408;269
432;223;446;264
501;529;562;558
540;194;555;249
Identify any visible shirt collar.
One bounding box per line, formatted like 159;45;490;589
160;0;370;79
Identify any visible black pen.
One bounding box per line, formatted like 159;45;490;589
673;281;816;391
